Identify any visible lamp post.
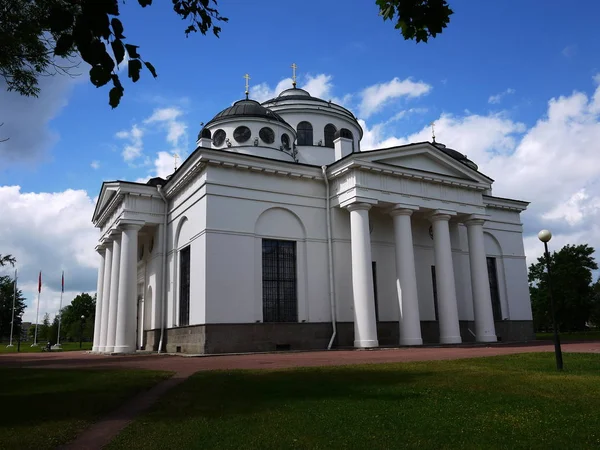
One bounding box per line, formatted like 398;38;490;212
538;229;563;371
79;315;85;349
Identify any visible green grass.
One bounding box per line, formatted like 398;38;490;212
536;330;600;341
0;368;172;449
0;341;93;353
109;353;600;450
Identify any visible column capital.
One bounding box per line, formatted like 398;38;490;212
119;220;145;231
95;244;106;254
345;202;373;213
427;209;456;223
389;204;419;217
464;214;489;227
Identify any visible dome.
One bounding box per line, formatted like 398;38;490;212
262;87;330;105
203;99;289;128
434;142;479;171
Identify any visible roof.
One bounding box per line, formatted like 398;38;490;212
203;99;290;129
261;87;357;119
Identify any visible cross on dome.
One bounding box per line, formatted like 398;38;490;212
291;63;297;88
243;73;250;99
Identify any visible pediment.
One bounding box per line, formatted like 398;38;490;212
357;143;492;185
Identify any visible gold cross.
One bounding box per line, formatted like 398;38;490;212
173;152;180;170
430;121;436;142
243;73;250;99
291;63;297;88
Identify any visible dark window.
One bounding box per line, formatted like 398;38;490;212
179;246;191;326
233;126;251;143
281;133;290;150
297;121;313;146
324;124;336;148
372;261;379;322
340;128;355;152
487;257;502;321
431;265;439;321
259;127;275;144
262;239;297;322
213;129;226;147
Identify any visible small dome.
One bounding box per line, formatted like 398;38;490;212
434;141;479;171
279;88;311;98
204;99;289;128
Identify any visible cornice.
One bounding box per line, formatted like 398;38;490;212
483;195;529;212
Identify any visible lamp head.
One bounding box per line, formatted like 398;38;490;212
538;229;552;243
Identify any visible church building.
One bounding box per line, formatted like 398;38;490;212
91;72;534;354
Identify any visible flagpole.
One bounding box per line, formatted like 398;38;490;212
32;270;41;347
7;269;17;348
53;271;64;350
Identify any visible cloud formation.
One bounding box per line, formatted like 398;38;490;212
488;88;516;104
358;77;432;118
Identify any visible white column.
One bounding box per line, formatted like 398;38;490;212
98;243;113;352
466;218;497;342
105;236;122;353
114;223;142;354
390;208;423;346
152;224;164;330
347;203;378;348
92;247;106;352
430;212;462;344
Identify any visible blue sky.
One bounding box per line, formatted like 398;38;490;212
2;0;600;321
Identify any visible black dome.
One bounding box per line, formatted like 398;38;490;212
205;99;289;127
434;142;479;170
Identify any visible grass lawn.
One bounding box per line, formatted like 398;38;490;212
110;353;600;450
536;330;600;341
0;341;93;353
0;368;172;449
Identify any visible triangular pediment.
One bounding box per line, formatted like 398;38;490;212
355;143;492;185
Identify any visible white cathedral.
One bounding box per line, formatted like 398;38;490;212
91;75;534;354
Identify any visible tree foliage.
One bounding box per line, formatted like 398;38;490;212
58;292;95;341
1;0;227;108
0;274;26;341
0;254;16;267
2;1;453;108
376;0;453;43
529;244;598;332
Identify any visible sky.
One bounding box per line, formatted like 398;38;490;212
2;0;600;323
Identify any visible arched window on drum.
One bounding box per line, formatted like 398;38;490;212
297;121;313;146
339;128;354;152
324;124;336;148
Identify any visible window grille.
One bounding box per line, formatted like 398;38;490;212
262;239;297;322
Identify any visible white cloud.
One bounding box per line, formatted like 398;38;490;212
91;160;100;170
251;74;335;104
116;124;144;161
562;45;577;58
488;88;516;104
154;151;177;178
302;74;333;99
358;77;432;118
0;186;99;322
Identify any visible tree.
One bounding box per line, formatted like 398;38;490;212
529;244;598;332
0;274;26;341
2;1;452;109
0;254;16;267
377;0;453;43
59;292;95;341
38;312;51;342
590;280;600;328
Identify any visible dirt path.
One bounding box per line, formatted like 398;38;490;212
2;341;599;450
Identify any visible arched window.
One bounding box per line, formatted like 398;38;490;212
339;128;355;152
297;121;313;146
324;124;336;148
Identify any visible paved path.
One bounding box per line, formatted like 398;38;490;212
2;341;599;450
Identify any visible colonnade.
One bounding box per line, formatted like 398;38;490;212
346;203;497;348
92;221;143;354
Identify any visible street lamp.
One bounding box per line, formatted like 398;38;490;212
79;315;85;349
538;229;563;371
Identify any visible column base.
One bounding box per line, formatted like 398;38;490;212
440;335;462;344
354;339;379;348
91;346;99;352
476;334;497;343
400;337;423;346
112;345;136;354
103;346;114;353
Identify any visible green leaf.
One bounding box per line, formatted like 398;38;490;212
128;59;143;82
54;34;74;57
144;61;157;78
111;39;125;66
124;44;140;58
138;0;152;7
90;65;111;87
109;85;124;108
111;18;125;39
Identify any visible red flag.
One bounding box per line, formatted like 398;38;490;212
38;271;42;293
61;271;64;293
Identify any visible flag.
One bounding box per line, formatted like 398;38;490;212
61;271;64;293
38;271;42;293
